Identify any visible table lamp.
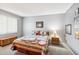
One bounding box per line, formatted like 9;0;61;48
75;32;79;39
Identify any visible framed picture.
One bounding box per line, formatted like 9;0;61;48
74;16;79;24
65;24;72;35
36;21;43;28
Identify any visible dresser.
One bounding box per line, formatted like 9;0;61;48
0;35;17;46
51;37;60;45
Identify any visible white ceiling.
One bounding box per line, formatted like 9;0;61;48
0;3;73;17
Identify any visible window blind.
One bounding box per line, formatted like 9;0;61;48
0;14;17;35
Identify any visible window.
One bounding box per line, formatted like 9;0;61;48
0;14;7;35
0;14;17;35
7;17;17;33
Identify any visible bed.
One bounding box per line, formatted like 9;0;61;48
11;34;49;55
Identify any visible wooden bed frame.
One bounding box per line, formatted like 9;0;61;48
12;40;46;55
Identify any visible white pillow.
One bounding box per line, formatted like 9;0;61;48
37;36;47;41
24;34;35;38
22;35;35;41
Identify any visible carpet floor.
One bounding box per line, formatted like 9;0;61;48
0;44;74;55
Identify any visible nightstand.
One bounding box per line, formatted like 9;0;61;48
51;37;60;45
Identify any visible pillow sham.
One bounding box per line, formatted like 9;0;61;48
37;36;47;41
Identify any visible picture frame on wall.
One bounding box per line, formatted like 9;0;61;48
36;21;43;28
65;24;72;35
74;14;79;24
74;8;79;28
74;8;79;17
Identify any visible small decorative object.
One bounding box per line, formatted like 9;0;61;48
65;24;72;35
36;21;43;28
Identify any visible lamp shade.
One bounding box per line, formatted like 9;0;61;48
75;32;79;39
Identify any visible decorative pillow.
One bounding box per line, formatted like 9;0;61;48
36;31;41;35
43;31;49;36
35;31;49;36
46;32;49;36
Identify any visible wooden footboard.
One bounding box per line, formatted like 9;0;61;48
13;44;42;55
12;40;45;55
